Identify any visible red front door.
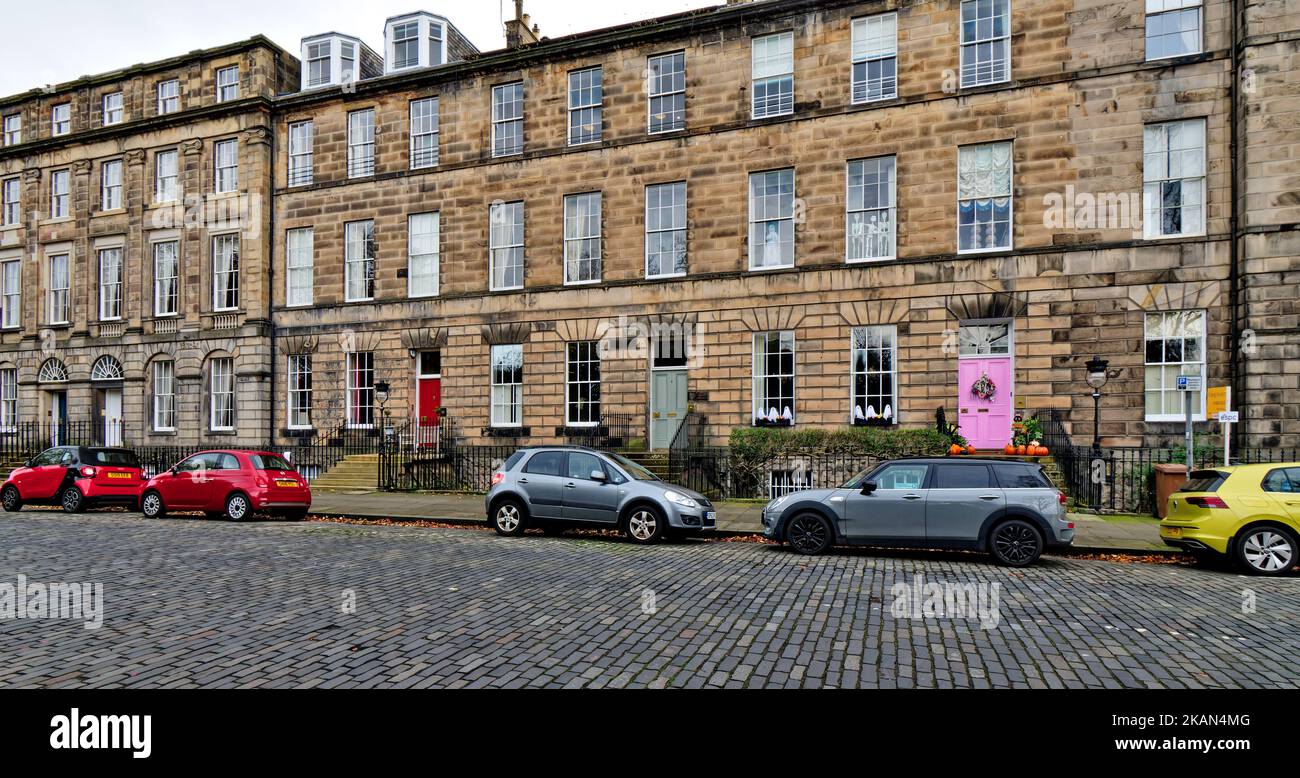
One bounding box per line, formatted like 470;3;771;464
958;357;1013;450
417;377;441;447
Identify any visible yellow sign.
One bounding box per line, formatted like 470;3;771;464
1206;386;1230;416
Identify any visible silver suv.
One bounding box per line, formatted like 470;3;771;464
486;446;716;543
761;458;1072;566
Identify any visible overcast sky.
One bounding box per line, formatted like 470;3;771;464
0;0;723;96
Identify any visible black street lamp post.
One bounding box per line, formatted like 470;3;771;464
1085;357;1109;454
374;380;391;451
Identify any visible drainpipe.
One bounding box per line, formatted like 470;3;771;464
267;58;279;448
1227;0;1242;450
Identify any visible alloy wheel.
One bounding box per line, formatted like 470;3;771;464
1242;530;1294;573
788;514;829;555
61;487;83;513
2;487;19;511
141;492;162;517
628;509;657;541
496;504;521;533
227;494;249;521
993;523;1040;565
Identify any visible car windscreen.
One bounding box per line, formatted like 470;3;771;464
1179;470;1228;493
250;454;294;471
607;453;660;481
87;449;140;467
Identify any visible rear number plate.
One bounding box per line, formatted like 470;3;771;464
275;479;298;488
1162;527;1182;538
705;511;717;522
106;472;132;479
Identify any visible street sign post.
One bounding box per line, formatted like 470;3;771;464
1211;386;1234;467
1177;373;1204;471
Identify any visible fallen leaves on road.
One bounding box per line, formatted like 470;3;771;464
1067;552;1187;565
308;515;491;531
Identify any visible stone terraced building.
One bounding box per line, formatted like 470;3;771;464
0;0;1296;452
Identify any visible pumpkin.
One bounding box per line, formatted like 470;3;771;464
966;445;977;456
949;444;962;456
1004;444;1016;455
1016;445;1027;455
1037;445;1050;457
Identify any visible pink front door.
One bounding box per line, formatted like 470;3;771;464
957;357;1012;450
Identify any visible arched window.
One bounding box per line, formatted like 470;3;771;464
38;358;69;383
90;356;124;381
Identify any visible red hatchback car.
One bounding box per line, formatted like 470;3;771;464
139;450;312;521
2;446;144;513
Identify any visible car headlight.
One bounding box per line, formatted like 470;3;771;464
665;491;698;509
766;495;790;512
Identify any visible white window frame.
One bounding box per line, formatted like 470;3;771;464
216;66;240;103
288;121;314;187
959;0;1012;88
566;341;601;427
647;51;686;134
851;14;898;104
489;200;524;291
645;181;687;278
957;141;1014;254
286;227;314;307
490;344;523;428
155;149;178;203
846;156;897;262
47;253;70;325
2;114;20;146
1146;0;1202;61
567;67;603;146
212;233;240;311
345;351;375;429
214;139;238;193
751;32;795;119
563;192;602;285
50;169;70;219
152;240;179;317
0;367;17;431
752;331;796;425
851;326;897;424
1143;119;1206;239
103;92;123;126
408;211;439;298
0;259;20;329
101;159;123;210
748;168;796;270
209;357;235;431
152;360;175;432
391;20;421;70
305;41;331;88
51;103;70;136
1144;309;1207;422
287;354;313;430
157;80;180;115
344;220;376;302
491;82;524;158
97;247;123;321
1;177;19;226
409;97;439;169
347;109;376;178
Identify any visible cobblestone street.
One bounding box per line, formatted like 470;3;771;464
1;512;1297;689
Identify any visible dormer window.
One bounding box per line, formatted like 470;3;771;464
384;12;453;74
299;34;372;90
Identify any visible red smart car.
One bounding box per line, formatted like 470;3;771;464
139;450;311;521
2;446;144;513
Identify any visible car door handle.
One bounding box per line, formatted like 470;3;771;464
978;494;1000;500
565;482;577;488
902;494;922;500
517;478;529;484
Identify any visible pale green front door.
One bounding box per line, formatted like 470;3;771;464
650;370;687;449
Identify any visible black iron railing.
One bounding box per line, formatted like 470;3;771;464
556;414;638;449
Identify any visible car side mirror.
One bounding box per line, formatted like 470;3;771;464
23;459;32;468
860;481;878;495
591;470;607;482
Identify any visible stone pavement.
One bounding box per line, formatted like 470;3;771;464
309;489;1169;552
0;512;1294;689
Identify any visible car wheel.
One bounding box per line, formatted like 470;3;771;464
1235;526;1298;576
61;486;86;513
1;485;22;512
140;490;165;519
225;493;251;522
624;505;666;544
492;499;526;536
786;512;833;555
990;519;1044;567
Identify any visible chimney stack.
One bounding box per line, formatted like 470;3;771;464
505;0;542;49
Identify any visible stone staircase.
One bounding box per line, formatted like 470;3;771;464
309;453;380;492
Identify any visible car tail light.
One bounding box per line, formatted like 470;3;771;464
491;471;505;487
1057;492;1067;506
1186;496;1229;509
81;466;97;478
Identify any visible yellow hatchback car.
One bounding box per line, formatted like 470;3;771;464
1162;464;1300;575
